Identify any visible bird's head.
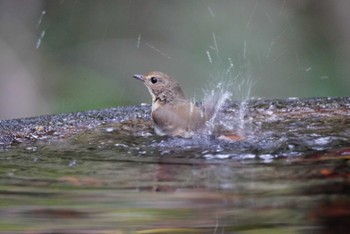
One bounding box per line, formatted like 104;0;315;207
133;71;185;103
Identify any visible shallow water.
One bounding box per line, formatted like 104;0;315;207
0;101;350;233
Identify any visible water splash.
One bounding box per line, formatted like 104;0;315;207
243;41;248;60
36;10;46;29
145;42;172;59
36;10;46;49
197;63;255;138
246;1;258;28
36;30;46;49
204;90;232;134
226;57;234;74
207;6;215;18
212;32;219;58
206;50;213;64
136;34;141;48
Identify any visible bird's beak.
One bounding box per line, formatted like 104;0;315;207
133;74;144;81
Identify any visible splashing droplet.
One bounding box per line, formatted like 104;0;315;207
36;30;46;49
136;34;141;48
36;10;46;29
206;50;213;64
68;160;77;167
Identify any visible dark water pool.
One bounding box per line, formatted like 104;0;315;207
0;99;350;233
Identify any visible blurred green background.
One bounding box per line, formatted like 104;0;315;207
0;0;349;119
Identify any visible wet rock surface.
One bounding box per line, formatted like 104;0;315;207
0;105;150;146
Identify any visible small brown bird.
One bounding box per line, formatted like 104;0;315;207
133;71;212;138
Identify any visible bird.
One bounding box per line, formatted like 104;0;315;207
133;71;213;138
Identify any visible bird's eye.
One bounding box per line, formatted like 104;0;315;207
150;77;158;84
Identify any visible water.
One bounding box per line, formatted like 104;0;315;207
0;98;349;233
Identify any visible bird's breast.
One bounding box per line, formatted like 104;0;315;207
151;101;207;137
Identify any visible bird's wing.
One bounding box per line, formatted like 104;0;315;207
152;102;205;137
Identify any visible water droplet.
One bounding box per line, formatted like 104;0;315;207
207;6;215;18
145;43;172;59
26;147;38;152
136;34;141;48
36;30;46;49
206;50;212;64
240;153;256;160
36;10;46;29
105;127;115;132
259;154;274;163
68;160;77;167
314;137;331;145
161;150;171;155
139;132;152;137
204;153;231;159
115;143;128;148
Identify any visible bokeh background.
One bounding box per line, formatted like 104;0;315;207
1;0;349;120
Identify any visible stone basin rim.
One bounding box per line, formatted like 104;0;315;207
0;97;349;146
